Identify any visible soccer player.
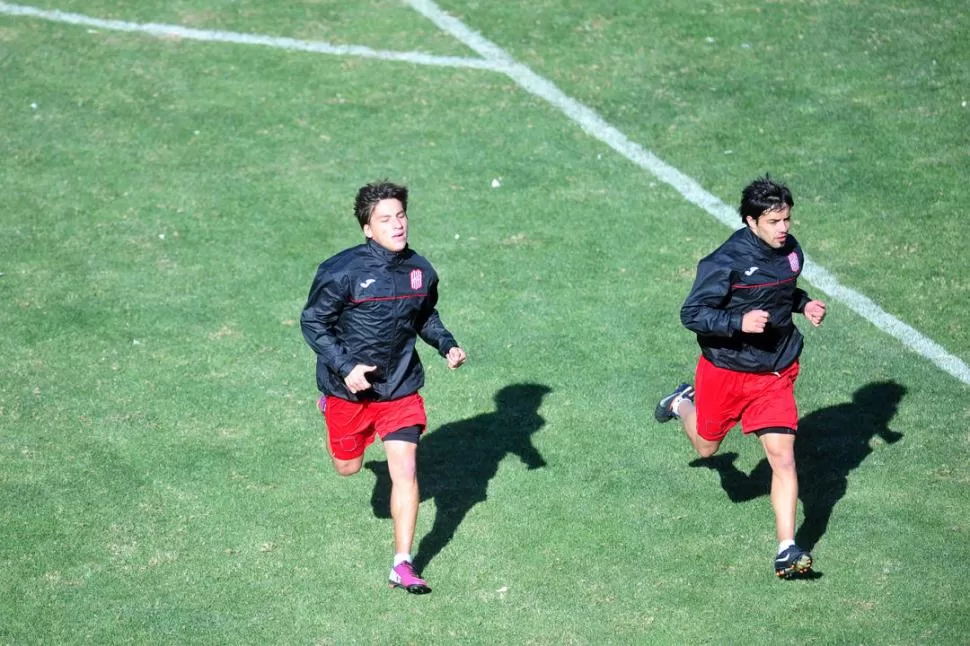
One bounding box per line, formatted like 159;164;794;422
654;175;827;579
300;181;467;594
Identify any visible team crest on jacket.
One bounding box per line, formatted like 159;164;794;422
787;252;800;273
410;269;423;290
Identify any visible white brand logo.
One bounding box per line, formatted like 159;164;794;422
360;279;375;288
744;266;759;276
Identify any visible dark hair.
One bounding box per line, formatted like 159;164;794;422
353;181;409;228
739;175;793;223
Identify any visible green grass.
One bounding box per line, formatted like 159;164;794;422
1;1;969;644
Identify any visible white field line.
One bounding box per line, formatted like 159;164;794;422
0;1;500;70
3;1;968;385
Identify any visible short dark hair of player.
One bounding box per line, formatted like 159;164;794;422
354;181;409;228
739;175;794;223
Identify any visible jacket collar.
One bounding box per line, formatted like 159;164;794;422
365;238;410;264
739;226;794;258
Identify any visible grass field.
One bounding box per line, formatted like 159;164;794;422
2;1;969;644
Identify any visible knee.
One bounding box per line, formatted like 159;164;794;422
765;447;796;473
771;453;796;473
696;439;721;459
389;464;418;484
333;459;363;477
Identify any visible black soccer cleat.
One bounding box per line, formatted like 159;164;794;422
774;545;813;579
654;383;694;423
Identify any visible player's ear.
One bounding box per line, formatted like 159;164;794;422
363;223;374;239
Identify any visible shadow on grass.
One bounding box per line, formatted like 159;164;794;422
689;380;907;552
365;383;550;572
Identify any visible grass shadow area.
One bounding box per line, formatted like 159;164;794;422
688;380;907;551
365;383;551;572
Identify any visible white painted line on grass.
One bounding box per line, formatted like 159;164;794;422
3;1;967;385
0;1;500;70
407;0;970;387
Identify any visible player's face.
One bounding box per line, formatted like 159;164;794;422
363;198;408;252
747;205;792;249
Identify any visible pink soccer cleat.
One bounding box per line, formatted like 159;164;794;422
389;561;431;595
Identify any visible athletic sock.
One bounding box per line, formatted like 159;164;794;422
777;540;795;555
671;394;689;418
393;553;412;567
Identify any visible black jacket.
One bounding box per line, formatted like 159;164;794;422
680;227;811;373
301;239;458;401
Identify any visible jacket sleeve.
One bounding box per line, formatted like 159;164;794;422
416;281;458;356
792;286;811;314
680;257;742;337
300;267;357;377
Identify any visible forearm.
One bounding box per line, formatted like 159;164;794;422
418;309;458;356
792;288;811;314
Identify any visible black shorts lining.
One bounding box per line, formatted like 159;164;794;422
753;426;796;437
383;425;421;444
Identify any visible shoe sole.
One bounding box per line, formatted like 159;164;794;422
775;554;813;579
389;582;432;594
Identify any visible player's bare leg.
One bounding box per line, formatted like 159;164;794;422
385;440;419;557
656;383;720;457
674;399;721;458
760;431;812;578
759;432;797;542
384;440;430;593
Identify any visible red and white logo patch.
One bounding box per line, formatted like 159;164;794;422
787;252;800;273
410;269;423;290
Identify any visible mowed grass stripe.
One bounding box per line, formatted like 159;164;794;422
4;0;966;386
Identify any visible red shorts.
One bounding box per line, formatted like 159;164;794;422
321;393;427;461
694;356;800;442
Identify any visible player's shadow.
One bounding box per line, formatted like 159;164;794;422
365;383;550;572
690;380;906;552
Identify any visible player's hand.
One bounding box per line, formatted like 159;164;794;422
804;300;827;327
344;364;377;393
446;346;467;370
742;309;770;333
